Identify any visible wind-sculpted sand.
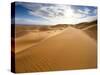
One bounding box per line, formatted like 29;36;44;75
15;29;67;53
14;26;97;73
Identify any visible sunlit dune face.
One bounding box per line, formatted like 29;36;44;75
15;2;97;25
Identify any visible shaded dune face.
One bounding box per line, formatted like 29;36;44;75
74;22;97;40
83;25;97;40
15;27;97;73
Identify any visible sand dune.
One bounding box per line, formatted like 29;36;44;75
82;24;96;30
15;27;97;73
15;28;68;53
83;24;97;40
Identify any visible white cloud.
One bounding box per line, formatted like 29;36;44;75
29;11;51;21
15;18;40;24
15;17;51;25
18;3;97;25
15;18;33;24
83;8;91;14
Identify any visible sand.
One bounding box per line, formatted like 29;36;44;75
14;26;97;73
15;29;67;53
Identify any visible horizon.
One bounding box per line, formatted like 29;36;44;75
14;20;97;26
12;2;97;25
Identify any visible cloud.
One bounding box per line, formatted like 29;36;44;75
15;18;34;24
15;17;51;25
17;2;97;25
15;17;42;24
28;11;51;21
78;8;90;15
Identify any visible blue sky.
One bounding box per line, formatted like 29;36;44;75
13;2;97;25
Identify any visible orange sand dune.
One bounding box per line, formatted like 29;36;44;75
15;27;97;73
15;29;67;53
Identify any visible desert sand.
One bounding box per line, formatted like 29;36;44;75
15;28;70;53
14;26;97;73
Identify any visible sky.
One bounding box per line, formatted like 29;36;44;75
12;2;97;25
